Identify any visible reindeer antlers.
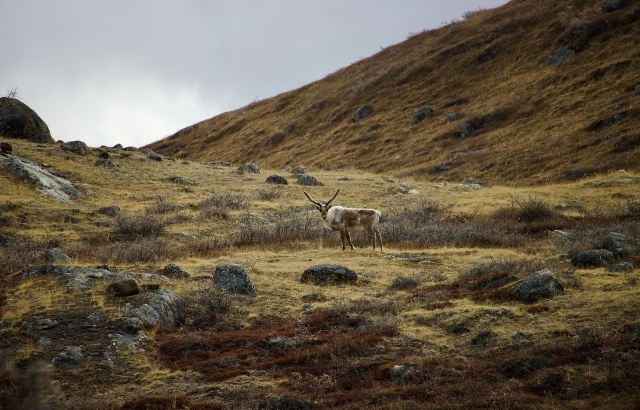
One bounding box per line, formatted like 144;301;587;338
304;189;340;206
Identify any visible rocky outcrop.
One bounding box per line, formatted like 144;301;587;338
0;97;53;142
301;264;358;285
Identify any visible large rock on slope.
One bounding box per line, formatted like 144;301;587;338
0;97;53;142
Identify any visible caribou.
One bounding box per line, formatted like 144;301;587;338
304;189;384;252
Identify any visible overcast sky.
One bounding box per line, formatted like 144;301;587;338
2;0;508;148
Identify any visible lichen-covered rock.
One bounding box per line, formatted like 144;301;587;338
301;264;358;285
571;249;614;268
213;264;257;295
0;97;53;142
512;269;564;303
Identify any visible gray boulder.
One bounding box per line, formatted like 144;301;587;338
42;248;72;264
301;264;357;285
512;269;564;303
21;265;122;291
0;97;53;142
297;175;323;186
545;45;576;65
290;165;307;175
162;263;190;279
127;288;185;327
412;105;435;124
239;163;260;174
61;140;91;156
353;105;374;122
213;263;257;295
106;278;140;297
52;346;84;367
571;249;614;268
603;232;639;257
607;262;634;273
265;175;288;185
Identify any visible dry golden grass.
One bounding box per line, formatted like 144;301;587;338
2;1;640;407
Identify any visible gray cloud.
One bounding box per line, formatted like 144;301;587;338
2;0;508;147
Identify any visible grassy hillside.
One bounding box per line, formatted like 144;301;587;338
147;0;640;185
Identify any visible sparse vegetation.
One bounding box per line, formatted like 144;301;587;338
2;0;640;407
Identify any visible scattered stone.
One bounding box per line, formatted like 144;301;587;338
162;263;190;279
613;135;640;153
301;264;357;285
435;163;451;173
87;311;108;323
512;269;564;303
61;140;91;156
126;303;160;327
106;278;140;297
0;141;12;153
265;175;288;185
213;263;257;295
239;163;260;174
458;122;474;138
97;151;110;159
570;249;615;268
390;364;422;382
290;165;307;175
95;158;115;167
564;169;585;180
445;112;461;123
608;262;634;273
98;206;120;216
604;232;639;257
21;265;124;291
545;45;576;65
120;317;144;334
412;105;435;124
464;177;486;186
174;232;198;241
297;175;323;186
353;105;374;122
0;97;53;142
167;175;194;185
146;152;163;161
42;248;72;264
26;318;60;330
52;346;84;367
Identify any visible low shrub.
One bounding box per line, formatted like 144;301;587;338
113;211;169;238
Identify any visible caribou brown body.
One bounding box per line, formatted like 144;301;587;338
304;189;383;252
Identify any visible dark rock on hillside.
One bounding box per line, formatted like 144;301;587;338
613;135;640;153
353;105;374;122
98;206;120;216
106;278;140;297
125;288;185;327
603;232;639;257
290;165;307;175
412;105;435;124
213;263;257;295
512;269;564;303
564;169;585;180
459;122;474;138
265;174;288;185
301;264;357;285
21;265;123;291
445;113;461;123
603;0;625;13
608;262;634;273
42;248;72;264
162;263;190;279
0;141;12;153
545;45;576;65
297;175;323;186
570;249;614;268
239;163;261;174
61;140;91;155
0;97;53;142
